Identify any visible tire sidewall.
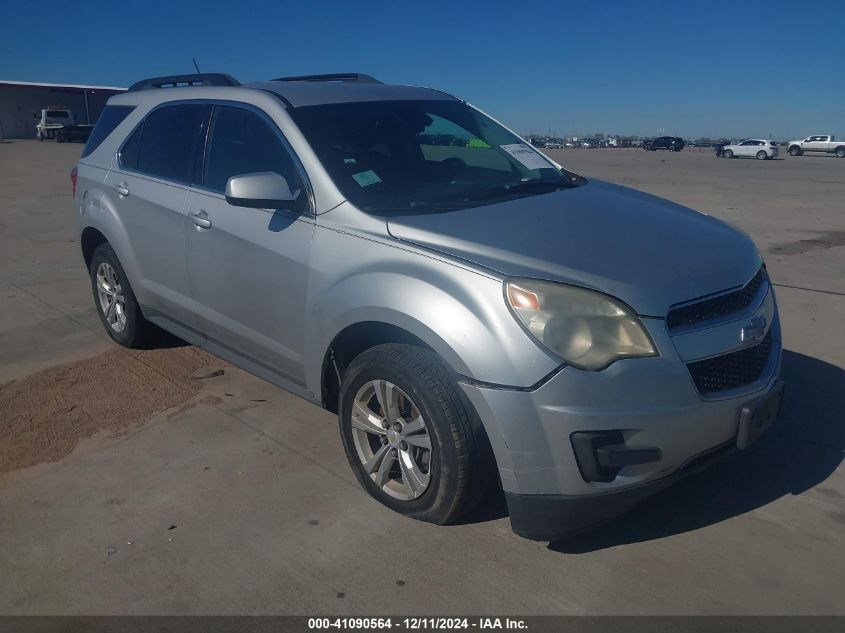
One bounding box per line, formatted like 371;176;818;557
338;348;463;521
757;151;767;160
725;149;733;158
90;243;142;347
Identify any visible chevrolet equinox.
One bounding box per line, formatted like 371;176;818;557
74;72;784;540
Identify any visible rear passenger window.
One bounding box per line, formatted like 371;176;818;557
81;105;135;158
132;104;207;182
203;106;301;194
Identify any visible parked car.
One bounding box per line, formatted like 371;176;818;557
33;106;94;142
74;72;783;541
720;139;779;160
787;135;845;158
644;136;685;151
544;141;563;149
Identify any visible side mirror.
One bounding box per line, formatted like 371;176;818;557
225;172;300;209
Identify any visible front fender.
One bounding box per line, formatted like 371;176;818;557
305;223;560;396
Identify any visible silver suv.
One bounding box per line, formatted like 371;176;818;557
75;72;784;540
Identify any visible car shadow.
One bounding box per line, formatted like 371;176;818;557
548;349;843;553
135;324;190;350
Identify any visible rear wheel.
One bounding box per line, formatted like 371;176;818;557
788;145;802;156
756;150;767;160
89;243;153;348
724;149;734;158
338;344;494;525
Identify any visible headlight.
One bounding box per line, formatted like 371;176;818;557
505;279;657;370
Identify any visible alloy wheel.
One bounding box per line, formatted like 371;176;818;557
351;379;433;500
96;262;127;332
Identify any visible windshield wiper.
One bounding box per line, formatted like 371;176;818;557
363;178;580;214
457;178;572;204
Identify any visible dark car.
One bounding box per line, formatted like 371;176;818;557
644;136;685;152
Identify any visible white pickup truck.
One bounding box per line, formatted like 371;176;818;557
34;107;94;143
787;135;845;158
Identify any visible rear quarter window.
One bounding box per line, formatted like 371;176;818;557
81;105;135;158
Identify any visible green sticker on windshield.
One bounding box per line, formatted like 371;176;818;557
352;170;382;187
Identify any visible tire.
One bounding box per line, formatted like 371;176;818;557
338;343;494;525
724;149;734;158
835;146;845;158
89;243;152;348
756;150;767;160
788;146;802;156
37;133;43;142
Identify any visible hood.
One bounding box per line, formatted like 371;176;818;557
386;180;761;316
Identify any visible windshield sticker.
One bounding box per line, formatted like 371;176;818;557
500;144;552;171
352;170;382;187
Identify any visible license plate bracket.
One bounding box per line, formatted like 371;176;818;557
736;381;784;450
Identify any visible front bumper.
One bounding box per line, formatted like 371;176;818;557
459;288;783;540
505;438;734;541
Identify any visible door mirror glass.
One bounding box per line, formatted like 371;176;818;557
225;172;300;209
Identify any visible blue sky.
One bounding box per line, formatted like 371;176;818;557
2;0;843;139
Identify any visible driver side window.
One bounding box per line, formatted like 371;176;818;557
203;106;301;195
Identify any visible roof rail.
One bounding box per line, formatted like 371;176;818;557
270;73;382;84
128;73;240;92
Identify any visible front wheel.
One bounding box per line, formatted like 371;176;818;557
756;150;767;160
338;344;493;525
724;149;734;158
788;146;802;156
835;146;845;158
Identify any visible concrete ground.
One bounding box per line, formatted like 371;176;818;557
0;141;843;614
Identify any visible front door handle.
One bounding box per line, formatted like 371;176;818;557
114;182;130;197
191;210;212;229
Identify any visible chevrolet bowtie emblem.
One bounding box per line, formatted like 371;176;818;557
740;314;767;343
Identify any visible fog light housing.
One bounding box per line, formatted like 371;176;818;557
571;431;662;483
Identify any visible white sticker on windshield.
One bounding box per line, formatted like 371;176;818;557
500;144;552;171
352;170;382;187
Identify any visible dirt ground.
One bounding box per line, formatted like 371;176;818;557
0;345;223;472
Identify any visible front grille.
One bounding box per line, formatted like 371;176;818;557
667;268;765;330
687;330;773;395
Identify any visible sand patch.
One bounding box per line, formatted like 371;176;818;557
0;345;225;472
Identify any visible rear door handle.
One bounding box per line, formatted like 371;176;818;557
191;210;212;229
114;182;130;197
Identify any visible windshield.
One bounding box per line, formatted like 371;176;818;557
289;100;572;212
